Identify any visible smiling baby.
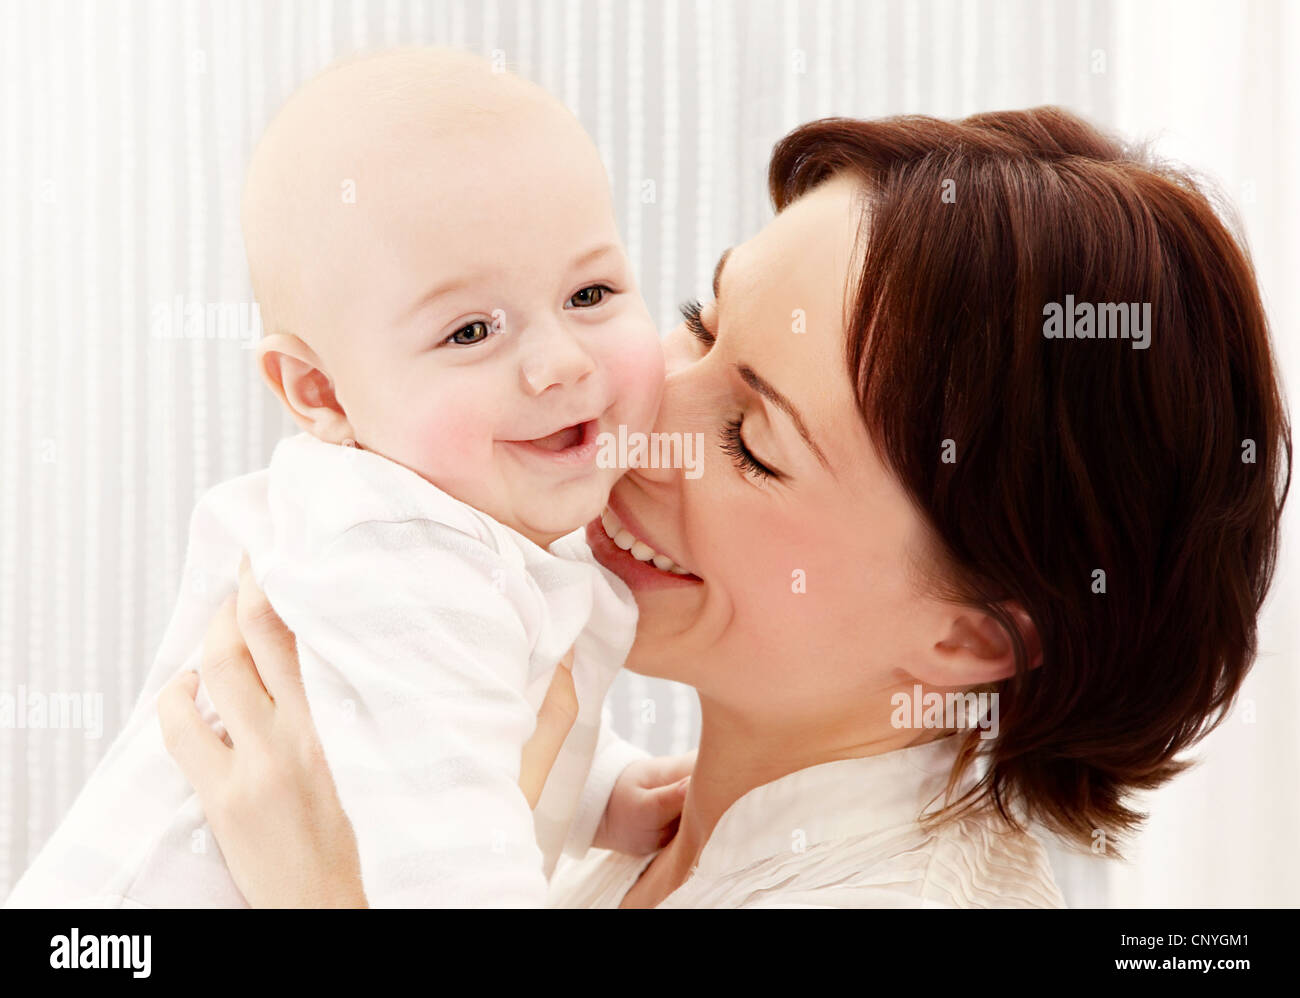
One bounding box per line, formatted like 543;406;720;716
6;47;668;908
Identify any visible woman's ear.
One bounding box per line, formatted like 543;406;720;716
257;333;356;444
913;602;1042;687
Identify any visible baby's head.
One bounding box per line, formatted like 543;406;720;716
242;47;664;548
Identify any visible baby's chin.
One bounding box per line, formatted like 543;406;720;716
511;475;617;546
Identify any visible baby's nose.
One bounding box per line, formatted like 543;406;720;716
519;324;597;395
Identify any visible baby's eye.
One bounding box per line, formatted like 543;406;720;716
568;284;613;308
444;320;492;346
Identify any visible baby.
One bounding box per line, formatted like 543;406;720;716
6;48;668;907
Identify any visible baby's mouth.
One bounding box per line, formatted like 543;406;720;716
529;421;589;451
500;419;600;465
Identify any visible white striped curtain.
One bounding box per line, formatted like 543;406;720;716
3;0;1296;906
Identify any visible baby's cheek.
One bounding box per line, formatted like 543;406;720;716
604;335;666;428
393;392;493;481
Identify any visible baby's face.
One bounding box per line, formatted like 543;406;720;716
319;106;664;548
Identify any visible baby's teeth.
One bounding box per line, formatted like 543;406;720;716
600;509;618;537
669;565;692;575
613;529;636;551
630;541;655;562
651;554;674;571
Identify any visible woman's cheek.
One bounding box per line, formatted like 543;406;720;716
662;327;696;377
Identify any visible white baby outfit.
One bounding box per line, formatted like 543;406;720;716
5;433;646;908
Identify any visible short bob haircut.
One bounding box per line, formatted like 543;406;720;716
769;107;1291;853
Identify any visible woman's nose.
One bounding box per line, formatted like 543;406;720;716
661;326;696;379
519;321;597;395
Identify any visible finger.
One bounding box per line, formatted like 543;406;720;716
235;553;308;714
638;748;698;788
655;814;682;850
157;670;232;797
644;774;691;825
659;749;697;784
518;662;579;809
201;592;275;746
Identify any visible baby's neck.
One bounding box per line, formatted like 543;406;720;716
517;526;566;551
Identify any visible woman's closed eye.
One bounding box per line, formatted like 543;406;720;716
721;415;780;481
679;298;784;483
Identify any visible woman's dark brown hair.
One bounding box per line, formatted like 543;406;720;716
769;107;1291;853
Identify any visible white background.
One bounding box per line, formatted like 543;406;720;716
1;0;1296;906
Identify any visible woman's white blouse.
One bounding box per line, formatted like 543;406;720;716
547;734;1067;908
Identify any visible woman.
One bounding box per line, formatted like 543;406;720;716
158;107;1290;908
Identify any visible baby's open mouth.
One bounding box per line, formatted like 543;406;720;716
501;419;600;465
528;421;589;451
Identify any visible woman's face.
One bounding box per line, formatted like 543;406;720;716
586;174;956;729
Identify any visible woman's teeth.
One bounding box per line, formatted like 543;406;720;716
600;507;693;575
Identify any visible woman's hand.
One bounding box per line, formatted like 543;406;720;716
157;554;581;906
156;556;366;908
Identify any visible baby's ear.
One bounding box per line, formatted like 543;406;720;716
256;333;355;443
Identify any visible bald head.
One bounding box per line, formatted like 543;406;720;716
238;47;659;547
242;47;586;347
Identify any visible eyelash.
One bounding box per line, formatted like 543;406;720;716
567;283;617;309
443;284;615;346
680;300;778;482
443;318;496;347
720;415;777;481
679;298;714;345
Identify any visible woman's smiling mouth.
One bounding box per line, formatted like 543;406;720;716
585;499;703;589
601;505;692;573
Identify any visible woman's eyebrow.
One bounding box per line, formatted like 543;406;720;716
713;246;832;472
712;247;732;300
735;364;830;470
